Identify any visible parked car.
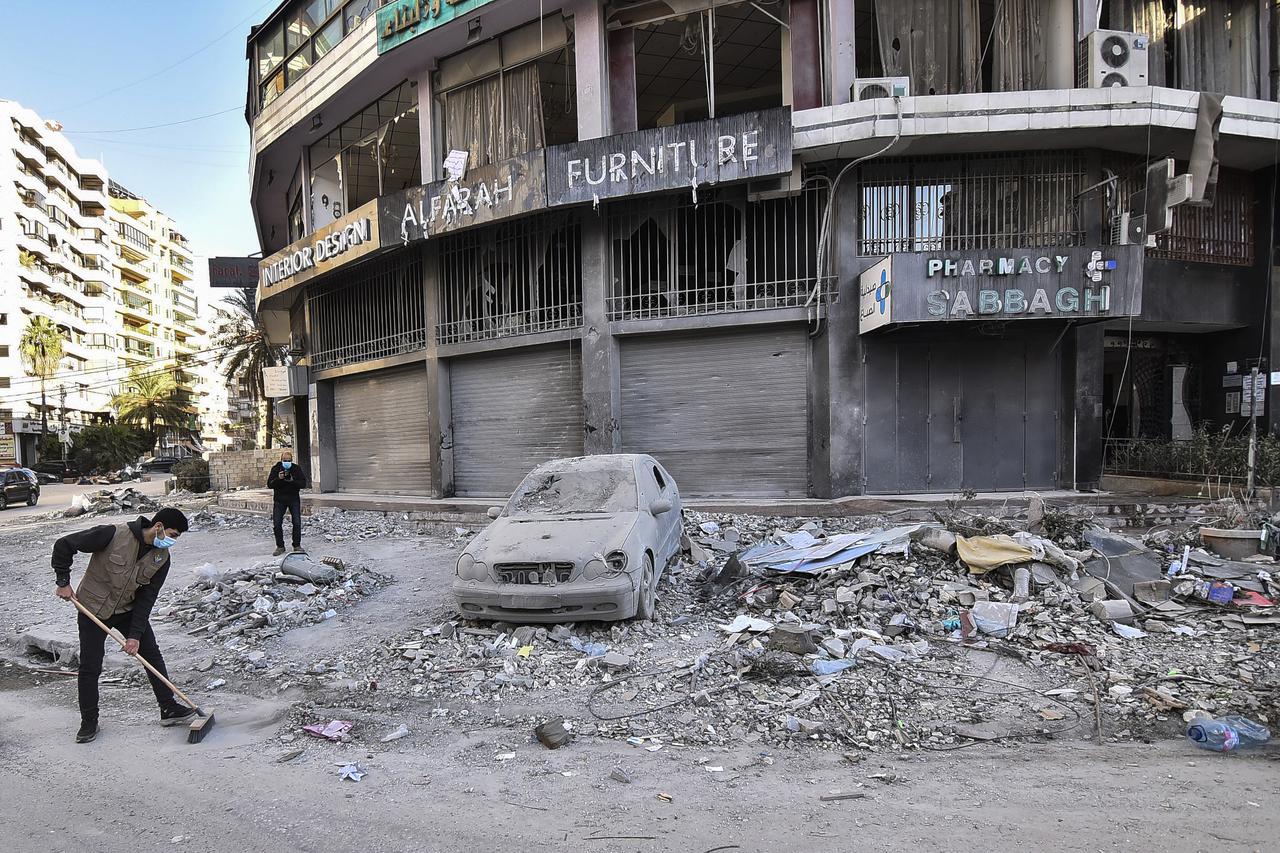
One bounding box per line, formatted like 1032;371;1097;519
141;456;183;473
30;460;80;484
1;468;40;509
452;454;683;623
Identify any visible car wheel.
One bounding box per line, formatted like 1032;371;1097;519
0;494;7;510
27;492;38;507
636;554;656;621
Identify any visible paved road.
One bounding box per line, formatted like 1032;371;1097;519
0;478;169;525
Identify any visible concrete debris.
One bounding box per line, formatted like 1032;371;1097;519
21;627;78;666
535;718;572;749
63;487;158;518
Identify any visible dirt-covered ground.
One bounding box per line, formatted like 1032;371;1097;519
1;504;1277;852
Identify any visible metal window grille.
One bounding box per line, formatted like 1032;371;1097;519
438;212;583;344
605;182;829;321
308;251;426;370
1106;159;1254;266
857;152;1088;255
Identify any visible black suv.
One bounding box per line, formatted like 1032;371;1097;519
30;460;80;484
1;469;39;509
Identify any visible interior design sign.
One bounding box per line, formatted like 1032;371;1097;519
257;201;381;304
545;108;792;207
377;0;497;54
858;246;1142;332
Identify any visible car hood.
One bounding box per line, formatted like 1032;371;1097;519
468;513;642;563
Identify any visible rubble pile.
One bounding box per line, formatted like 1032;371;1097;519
191;506;439;541
294;501;1277;753
63;487;158;518
156;554;391;664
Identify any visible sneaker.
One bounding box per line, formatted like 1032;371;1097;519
273;546;285;556
75;721;98;743
160;704;198;727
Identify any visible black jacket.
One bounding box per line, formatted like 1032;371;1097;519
267;462;307;502
52;516;169;639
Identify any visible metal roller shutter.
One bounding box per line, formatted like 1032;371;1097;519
451;345;583;496
334;365;431;494
620;327;809;497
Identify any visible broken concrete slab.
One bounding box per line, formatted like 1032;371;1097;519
768;624;820;655
21;627;78;666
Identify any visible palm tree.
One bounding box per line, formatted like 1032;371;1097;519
215;288;286;449
111;368;187;450
19;316;64;446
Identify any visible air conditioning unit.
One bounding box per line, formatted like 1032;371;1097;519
1078;30;1149;88
1111;212;1155;247
853;77;910;101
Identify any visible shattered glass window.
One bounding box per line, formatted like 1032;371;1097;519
507;466;639;515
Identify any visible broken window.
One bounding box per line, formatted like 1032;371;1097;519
508;463;639;515
857;153;1088;255
308;81;420;230
307;251;426;370
606;181;828;320
438;213;583;345
436;16;577;171
616;1;785;129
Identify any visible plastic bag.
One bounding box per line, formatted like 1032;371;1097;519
970;601;1020;637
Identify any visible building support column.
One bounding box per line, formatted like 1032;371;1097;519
790;0;822;110
421;243;452;497
1069;323;1106;490
827;0;856;106
1046;0;1076;89
826;174;864;496
308;379;337;493
416;66;439;183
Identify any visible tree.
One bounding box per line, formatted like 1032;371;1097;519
68;424;152;473
111;368;187;450
19;316;64;449
215;288;286;449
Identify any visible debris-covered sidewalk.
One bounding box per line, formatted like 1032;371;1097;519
205;497;1277;756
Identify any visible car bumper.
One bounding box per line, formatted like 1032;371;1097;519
452;573;639;623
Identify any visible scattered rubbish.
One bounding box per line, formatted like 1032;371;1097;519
303;720;353;741
280;553;340;584
1199;527;1263;561
276;749;304;763
819;792;868;802
609;766;633;784
206;678;226;689
1186;715;1271;752
63;487;158;518
380;724;410;743
956;535;1037;574
718;615;774;634
337;762;365;782
1111;623;1148;640
970;601;1020;637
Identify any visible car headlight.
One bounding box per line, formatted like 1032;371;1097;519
456;553;477;579
582;558;607;581
605;551;628;574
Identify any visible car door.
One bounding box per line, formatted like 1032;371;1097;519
3;472;21;503
644;461;681;572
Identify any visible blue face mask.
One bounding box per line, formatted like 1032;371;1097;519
154;535;177;549
282;461;293;470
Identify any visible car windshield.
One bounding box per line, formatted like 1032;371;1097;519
507;464;638;516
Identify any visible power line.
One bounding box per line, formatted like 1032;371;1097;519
1;338;243;396
74;135;249;153
63;106;242;135
55;0;277;114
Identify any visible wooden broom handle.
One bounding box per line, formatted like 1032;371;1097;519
69;595;204;714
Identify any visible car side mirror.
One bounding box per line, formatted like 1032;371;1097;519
649;499;673;516
487;506;502;520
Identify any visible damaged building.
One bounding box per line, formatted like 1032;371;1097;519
245;0;1280;498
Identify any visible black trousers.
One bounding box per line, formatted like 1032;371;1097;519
77;610;174;723
272;496;302;548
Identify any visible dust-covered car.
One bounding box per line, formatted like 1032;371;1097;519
452;454;682;623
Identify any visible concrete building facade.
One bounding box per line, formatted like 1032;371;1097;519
245;0;1280;498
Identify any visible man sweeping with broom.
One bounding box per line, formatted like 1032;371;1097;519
52;507;197;743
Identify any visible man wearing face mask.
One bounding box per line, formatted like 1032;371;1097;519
267;450;307;556
51;506;193;743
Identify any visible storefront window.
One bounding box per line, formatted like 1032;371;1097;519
437;18;576;170
308;81;420;231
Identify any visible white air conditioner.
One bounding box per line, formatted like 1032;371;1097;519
853;77;910;101
1111;212;1156;248
1078;30;1149;88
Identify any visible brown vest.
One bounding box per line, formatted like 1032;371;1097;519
75;523;170;619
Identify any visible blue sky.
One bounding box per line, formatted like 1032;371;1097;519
0;0;273;257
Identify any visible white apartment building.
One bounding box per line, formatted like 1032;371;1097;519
1;99;115;464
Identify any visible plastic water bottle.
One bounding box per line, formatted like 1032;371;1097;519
1186;715;1272;752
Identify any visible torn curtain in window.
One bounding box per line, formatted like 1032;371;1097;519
1174;0;1260;98
444;63;547;170
873;0;981;96
992;0;1050;92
